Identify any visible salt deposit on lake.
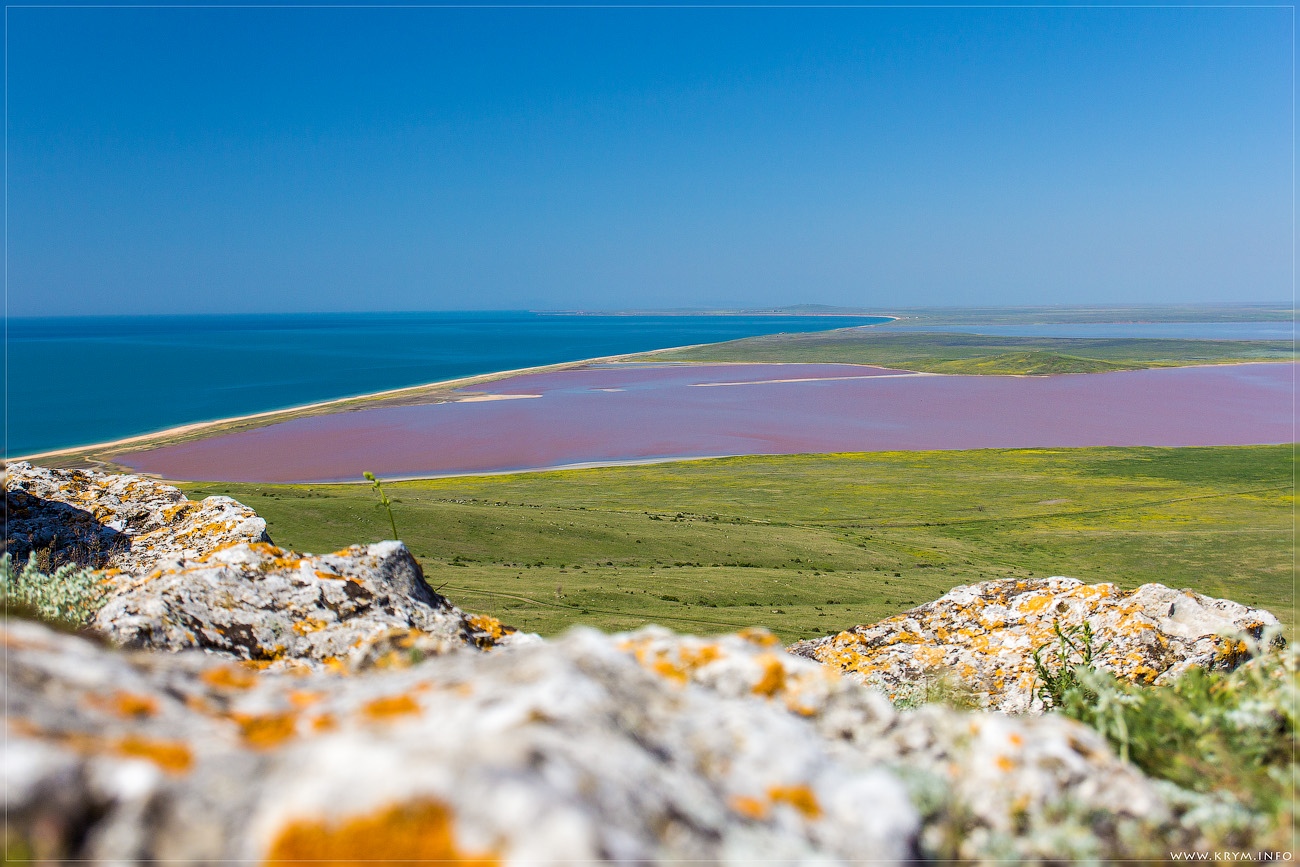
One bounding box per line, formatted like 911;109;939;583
117;362;1296;483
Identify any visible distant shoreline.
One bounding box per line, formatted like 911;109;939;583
12;341;729;463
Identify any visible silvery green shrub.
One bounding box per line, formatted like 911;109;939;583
0;552;106;626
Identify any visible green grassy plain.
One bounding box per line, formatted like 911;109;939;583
647;331;1295;375
182;445;1296;642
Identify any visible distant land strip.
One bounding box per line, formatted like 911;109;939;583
643;331;1296;375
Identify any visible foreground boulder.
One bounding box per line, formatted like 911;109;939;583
93;539;523;667
4;618;920;863
5;617;1240;863
790;576;1281;713
4;462;519;665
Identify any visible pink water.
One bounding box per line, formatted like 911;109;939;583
117;362;1297;483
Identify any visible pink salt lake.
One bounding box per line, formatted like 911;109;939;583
117;362;1297;483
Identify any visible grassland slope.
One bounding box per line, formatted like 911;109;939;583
182;445;1295;642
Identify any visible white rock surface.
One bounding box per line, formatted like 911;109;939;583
5;461;267;573
789;576;1280;713
2;618;922;863
93;539;522;666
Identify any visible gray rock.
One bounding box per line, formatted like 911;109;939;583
4;461;268;573
92;539;523;666
2;618;920;863
789;576;1281;713
616;626;1232;861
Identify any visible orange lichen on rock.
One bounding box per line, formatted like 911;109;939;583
263;799;496;866
729;795;770;820
235;713;298;749
288;690;324;709
114;735;193;774
364;694;421;720
292;618;331;636
162;502;195;523
92;691;160;719
466;614;514;644
769;785;822;820
651;659;689;684
311;713;338;733
201;665;259;690
736;627;781;648
752;655;787;698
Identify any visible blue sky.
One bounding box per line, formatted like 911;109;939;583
7;4;1292;315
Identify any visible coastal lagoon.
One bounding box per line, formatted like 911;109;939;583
8;312;886;455
117;361;1296;483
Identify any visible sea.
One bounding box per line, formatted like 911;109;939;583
5;311;890;456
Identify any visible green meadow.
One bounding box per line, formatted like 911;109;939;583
181;445;1295;643
647;331;1295;375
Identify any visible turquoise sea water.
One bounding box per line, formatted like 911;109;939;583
5;311;888;456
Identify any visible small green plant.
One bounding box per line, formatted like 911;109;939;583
1031;619;1109;710
1032;620;1295;849
0;553;107;627
363;471;399;540
891;669;983;711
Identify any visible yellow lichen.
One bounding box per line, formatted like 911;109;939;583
651;659;688;684
114;735;193;774
235;713;298;749
292;618;331;636
263;799;496;865
729;795;770;820
768;785;822;820
736;627;781;648
364;694;421;720
110;692;160;719
752;656;787;698
201;665;259;690
466;614;514;643
311;714;338;733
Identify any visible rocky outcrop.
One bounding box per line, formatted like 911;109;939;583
789;576;1281;713
6;617;1245;864
5;462;520;666
2;463;1284;860
93;539;525;667
4;618;922;863
4;461;268;573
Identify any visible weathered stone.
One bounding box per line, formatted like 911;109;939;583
92;540;524;667
614;625;1242;861
4;461;267;574
2;618;921;863
5;463;519;665
789;576;1281;714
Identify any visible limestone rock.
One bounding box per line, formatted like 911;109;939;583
614;625;1231;861
4;461;267;574
92;540;522;667
2;618;920;863
6;463;518;665
789;576;1281;714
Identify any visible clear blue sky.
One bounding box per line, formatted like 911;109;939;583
7;3;1292;316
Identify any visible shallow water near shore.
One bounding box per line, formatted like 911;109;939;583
7;311;887;455
118;361;1297;483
